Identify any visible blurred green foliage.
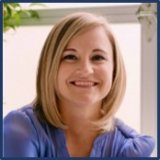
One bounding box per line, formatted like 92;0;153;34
3;3;40;32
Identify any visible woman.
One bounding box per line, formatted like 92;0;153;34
4;12;155;157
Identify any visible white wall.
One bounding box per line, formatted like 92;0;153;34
112;24;141;132
3;26;51;115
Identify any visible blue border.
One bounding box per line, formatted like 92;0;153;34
1;0;158;2
157;2;159;155
1;1;159;159
0;1;3;158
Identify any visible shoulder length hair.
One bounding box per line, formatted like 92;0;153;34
33;12;126;132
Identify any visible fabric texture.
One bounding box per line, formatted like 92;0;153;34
3;105;155;157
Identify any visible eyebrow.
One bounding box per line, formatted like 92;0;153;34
92;49;108;54
64;48;109;55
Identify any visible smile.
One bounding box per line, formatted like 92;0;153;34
70;81;98;87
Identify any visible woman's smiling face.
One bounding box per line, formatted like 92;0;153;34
57;26;114;107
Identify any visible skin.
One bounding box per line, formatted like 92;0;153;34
57;26;114;156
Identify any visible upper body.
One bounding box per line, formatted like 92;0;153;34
4;12;155;157
4;105;155;157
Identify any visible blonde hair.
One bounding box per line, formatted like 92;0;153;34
33;12;126;132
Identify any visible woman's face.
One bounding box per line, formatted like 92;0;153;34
57;26;114;107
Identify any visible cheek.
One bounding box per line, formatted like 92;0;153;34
57;65;66;85
99;66;113;100
98;65;113;87
57;64;73;85
57;65;68;97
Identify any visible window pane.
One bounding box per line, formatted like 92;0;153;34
112;24;141;132
20;3;141;9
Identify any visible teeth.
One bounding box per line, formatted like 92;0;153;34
73;81;95;87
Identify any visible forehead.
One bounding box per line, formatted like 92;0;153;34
66;26;113;54
72;25;107;39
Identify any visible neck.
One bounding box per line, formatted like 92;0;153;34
59;100;102;134
58;101;103;157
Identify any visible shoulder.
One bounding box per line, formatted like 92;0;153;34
4;105;38;135
113;118;155;157
4;104;40;157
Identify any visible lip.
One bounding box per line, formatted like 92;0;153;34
69;80;99;88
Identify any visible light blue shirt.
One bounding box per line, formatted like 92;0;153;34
4;105;155;157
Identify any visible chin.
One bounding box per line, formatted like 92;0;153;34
72;98;101;106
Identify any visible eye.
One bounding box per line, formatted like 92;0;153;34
62;54;78;61
91;55;106;61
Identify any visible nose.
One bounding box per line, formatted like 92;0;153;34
76;59;94;75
